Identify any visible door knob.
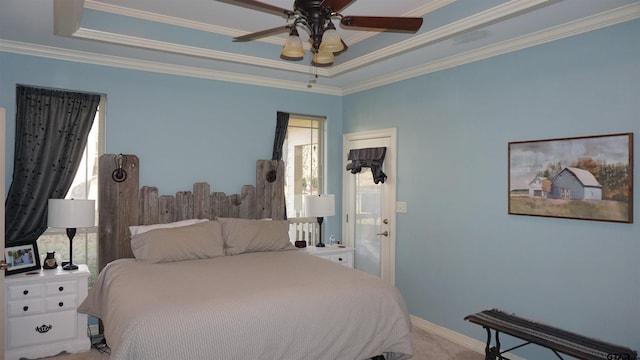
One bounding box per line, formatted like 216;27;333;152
0;260;9;270
376;231;389;237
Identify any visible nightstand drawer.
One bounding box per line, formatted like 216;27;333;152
8;284;43;300
8;298;44;317
327;254;353;267
46;281;77;295
7;310;77;349
302;246;355;269
45;295;77;312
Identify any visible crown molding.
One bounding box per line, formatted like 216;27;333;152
0;39;343;96
77;0;556;79
342;2;640;94
84;0;254;41
330;0;556;76
72;28;326;76
2;3;638;96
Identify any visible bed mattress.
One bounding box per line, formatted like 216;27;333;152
79;250;413;360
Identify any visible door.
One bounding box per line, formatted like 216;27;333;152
1;108;6;355
343;128;396;284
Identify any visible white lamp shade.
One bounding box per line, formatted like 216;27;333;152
305;194;335;217
48;199;95;228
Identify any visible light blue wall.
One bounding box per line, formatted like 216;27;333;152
0;53;344;235
2;18;639;357
344;19;639;356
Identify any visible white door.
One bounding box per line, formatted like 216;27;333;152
343;128;396;284
1;108;6;356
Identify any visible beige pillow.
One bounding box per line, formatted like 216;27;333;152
218;218;294;255
129;218;210;236
130;220;224;263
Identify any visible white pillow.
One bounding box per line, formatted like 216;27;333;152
129;219;209;236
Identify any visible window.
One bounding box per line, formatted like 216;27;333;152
37;96;104;285
284;115;325;218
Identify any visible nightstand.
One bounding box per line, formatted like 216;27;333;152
4;265;91;360
302;246;354;268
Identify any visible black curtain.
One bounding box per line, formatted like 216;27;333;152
271;111;289;219
345;147;388;184
272;111;289;161
5;86;100;246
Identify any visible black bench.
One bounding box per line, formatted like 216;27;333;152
465;309;638;360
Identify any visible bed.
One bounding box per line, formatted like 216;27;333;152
78;154;413;360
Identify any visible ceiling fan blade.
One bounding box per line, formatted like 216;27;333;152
341;16;423;32
320;0;357;13
233;25;291;42
216;0;295;18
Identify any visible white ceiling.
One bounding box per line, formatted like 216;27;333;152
1;0;639;95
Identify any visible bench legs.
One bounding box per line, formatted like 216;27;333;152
483;327;504;360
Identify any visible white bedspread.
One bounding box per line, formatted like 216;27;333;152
79;250;413;360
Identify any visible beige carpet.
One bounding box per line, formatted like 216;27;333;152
34;326;483;360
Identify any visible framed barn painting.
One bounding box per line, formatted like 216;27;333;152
508;133;633;223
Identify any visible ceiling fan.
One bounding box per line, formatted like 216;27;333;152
216;0;424;66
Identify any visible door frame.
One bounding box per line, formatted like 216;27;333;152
342;128;397;284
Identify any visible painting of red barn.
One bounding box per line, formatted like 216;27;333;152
508;133;633;223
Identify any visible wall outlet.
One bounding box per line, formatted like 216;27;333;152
396;201;407;213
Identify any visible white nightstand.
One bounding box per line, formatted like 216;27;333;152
4;265;91;360
302;246;354;268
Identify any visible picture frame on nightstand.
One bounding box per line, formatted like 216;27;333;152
4;241;40;276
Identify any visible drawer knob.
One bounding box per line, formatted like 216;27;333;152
23;290;29;295
58;302;64;307
58;286;64;292
35;324;53;334
338;257;343;261
23;306;29;312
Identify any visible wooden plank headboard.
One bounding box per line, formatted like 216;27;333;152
97;154;285;271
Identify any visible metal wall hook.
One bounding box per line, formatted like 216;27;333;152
266;160;278;183
112;154;128;182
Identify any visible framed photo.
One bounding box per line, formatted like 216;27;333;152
5;241;41;275
508;133;633;223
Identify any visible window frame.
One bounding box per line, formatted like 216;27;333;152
284;114;326;218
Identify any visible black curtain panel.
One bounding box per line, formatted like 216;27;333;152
272;111;289;161
5;86;100;246
345;147;388;184
271;111;289;219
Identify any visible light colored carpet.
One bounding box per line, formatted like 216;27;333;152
34;326;483;360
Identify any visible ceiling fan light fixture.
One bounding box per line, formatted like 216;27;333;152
311;51;335;67
280;28;305;61
319;27;344;54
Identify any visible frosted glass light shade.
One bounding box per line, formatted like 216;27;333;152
48;199;95;228
281;34;304;61
305;194;335;217
319;28;344;53
311;51;335;67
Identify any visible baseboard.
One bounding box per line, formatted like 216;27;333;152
410;314;526;360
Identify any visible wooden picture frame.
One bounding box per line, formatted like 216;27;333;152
5;241;41;275
508;133;633;223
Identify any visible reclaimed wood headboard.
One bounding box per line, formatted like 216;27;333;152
97;154;285;271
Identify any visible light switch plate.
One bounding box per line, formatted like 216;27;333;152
396;201;407;213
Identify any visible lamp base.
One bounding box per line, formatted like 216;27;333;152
316;242;325;247
62;263;78;271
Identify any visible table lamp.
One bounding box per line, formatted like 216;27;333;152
305;194;335;247
48;199;95;270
